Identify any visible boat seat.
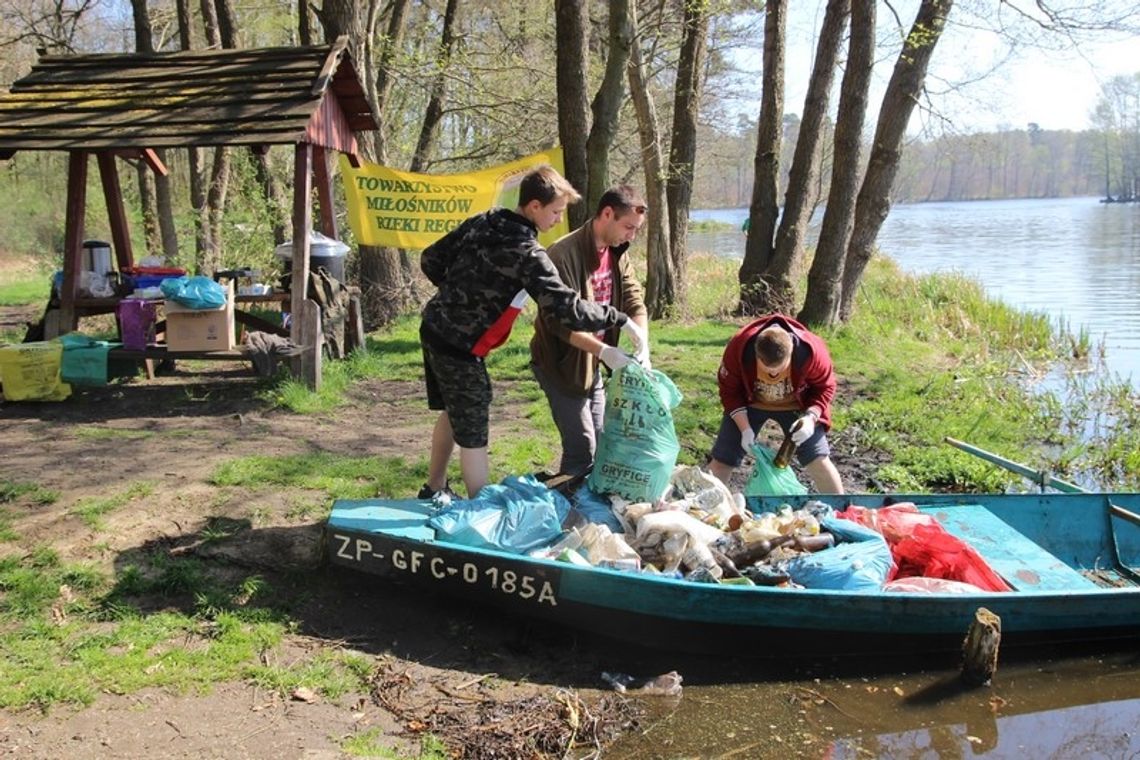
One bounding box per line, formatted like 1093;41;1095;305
918;504;1098;592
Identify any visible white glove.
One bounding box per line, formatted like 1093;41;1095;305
791;414;816;445
598;344;632;370
739;426;756;452
620;320;650;365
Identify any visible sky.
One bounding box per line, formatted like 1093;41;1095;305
742;2;1140;135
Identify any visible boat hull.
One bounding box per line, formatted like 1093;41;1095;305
326;493;1140;656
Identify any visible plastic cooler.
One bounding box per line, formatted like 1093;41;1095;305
122;266;186;292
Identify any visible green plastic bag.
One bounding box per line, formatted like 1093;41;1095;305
744;445;807;496
59;333;138;387
588;363;683;502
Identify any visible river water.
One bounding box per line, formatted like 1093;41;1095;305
606;646;1140;758
605;198;1140;758
690;197;1140;385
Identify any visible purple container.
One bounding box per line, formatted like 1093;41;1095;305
117;300;157;350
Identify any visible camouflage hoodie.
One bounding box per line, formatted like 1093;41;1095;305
420;208;628;357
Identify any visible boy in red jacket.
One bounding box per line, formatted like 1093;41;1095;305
709;314;844;493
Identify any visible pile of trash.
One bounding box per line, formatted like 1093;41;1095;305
523;465;862;588
427;467;1011;593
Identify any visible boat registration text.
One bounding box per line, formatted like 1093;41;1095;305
332;534;558;606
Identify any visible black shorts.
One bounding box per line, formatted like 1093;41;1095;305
711;408;830;467
422;339;492;449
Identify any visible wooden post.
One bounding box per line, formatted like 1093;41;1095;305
289;142;313;347
96;151;134;270
312;145;337;239
961;607;1001;686
57;150;89;337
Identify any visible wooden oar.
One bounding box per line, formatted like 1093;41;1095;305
943;436;1085;493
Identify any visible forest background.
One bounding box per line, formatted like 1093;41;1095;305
0;0;1139;327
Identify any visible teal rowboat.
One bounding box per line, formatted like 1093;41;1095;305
326;492;1140;655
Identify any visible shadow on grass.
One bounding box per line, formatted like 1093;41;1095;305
105;516;1140;695
0;369;275;423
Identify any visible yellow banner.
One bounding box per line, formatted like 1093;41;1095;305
339;148;570;250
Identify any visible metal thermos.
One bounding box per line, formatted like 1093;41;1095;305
81;240;113;277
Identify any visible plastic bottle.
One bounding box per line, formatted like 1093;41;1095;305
661;531;689;575
739;514;781;544
681;540;723;580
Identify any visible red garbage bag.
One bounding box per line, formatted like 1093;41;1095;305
892;523;1013;592
836;503;936;543
837;504;1012;592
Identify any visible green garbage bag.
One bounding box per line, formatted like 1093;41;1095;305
588;363;683;502
59;333;137;387
744;445;807;496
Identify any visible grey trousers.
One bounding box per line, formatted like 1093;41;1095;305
532;363;605;477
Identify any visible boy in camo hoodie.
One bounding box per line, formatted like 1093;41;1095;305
418;166;648;500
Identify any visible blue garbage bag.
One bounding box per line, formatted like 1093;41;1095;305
428;474;571;554
569;484;624;533
781;515;895;591
161;275;227;309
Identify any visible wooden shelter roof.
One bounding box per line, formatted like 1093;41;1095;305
0;37;377;152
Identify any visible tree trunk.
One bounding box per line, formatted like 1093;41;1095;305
371;0;407;165
555;0;591;227
176;0;210;263
762;0;849;314
584;0;634;215
297;0;314;45
137;164;161;257
129;0;174;261
839;0;954;322
199;0;228;275
252;151;290;245
738;0;786;314
799;0;875;326
410;0;461;174
627;7;673;319
665;0;710;312
154;156;178;260
214;0;240;47
369;0;419;308
203;147;230;276
320;0;416;327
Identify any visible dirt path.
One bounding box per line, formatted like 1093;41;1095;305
0;349;879;758
0;365;632;758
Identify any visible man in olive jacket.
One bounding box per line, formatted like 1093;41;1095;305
530;185;650;477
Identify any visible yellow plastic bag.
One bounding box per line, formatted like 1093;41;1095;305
0;340;72;401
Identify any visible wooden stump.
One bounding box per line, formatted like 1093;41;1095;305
294;298;322;390
346;294;364;354
961;607;1002;686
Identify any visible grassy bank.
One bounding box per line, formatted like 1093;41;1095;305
270;251;1118;493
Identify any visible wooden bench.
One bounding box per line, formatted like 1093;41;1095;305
919;504;1097;592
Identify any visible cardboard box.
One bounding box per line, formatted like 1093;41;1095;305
164;283;236;352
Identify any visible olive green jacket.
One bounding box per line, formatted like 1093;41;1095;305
529;221;647;397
